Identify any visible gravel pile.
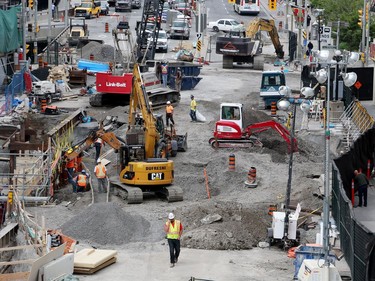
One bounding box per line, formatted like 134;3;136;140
80;42;121;62
62;202;151;245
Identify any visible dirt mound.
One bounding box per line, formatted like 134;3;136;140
179;201;270;250
62;202;151;245
81;41;121;62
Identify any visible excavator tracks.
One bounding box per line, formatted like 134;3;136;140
208;137;263;148
109;178;183;203
110;178;143;204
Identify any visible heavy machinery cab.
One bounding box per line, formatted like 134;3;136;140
260;70;286;108
220;103;244;129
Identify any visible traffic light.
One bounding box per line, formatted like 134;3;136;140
28;0;33;9
269;0;277;11
366;3;369;21
36;25;40;33
27;23;32;32
358;9;363;28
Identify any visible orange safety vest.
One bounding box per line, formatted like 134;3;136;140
77;174;87;187
166;105;174;114
166;220;181;239
66;159;75;168
95;164;106;178
161;64;168;74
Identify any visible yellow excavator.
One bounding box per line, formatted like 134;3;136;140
110;63;184;203
245;17;284;59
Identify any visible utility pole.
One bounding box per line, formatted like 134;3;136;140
285;0;289;30
361;0;367;54
33;0;38;64
22;0;27;61
365;1;370;66
47;0;52;64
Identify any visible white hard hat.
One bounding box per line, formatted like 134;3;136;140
81;169;86;174
167;101;171;105
168;213;175;220
97;159;101;163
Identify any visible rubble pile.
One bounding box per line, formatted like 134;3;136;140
80;42;121;62
62;202;152;245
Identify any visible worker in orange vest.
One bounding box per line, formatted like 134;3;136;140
165;101;174;126
75;170;89;192
164;212;183;268
94;159;107;193
66;158;77;193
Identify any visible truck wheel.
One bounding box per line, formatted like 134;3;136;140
222;55;233;69
213;26;219;32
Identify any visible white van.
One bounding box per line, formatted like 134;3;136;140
233;0;260;15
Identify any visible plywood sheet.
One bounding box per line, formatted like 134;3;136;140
74;257;117;274
74;248;117;269
0;272;29;281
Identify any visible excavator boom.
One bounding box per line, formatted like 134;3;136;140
246;18;284;59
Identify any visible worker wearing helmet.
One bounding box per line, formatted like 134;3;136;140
166;101;174;126
94;159;107;193
164;213;183;268
94;137;104;162
75;169;89;192
190;95;197;122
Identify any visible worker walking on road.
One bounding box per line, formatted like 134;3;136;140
94;137;104;162
164;213;183;268
166;101;174;126
190;95;197;122
354;169;369;207
75;170;89;192
94;159;107;193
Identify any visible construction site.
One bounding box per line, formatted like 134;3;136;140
1;0;375;281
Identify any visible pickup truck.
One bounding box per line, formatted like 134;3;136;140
75;1;101;19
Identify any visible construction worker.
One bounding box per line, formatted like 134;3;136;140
94;159;107;193
161;61;168;87
190;95;197;122
66;158;77;193
75;170;89;192
354;170;369;207
166;101;174;126
164;213;183;268
175;68;182;92
94;137;104;162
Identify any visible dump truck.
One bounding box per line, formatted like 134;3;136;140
215;17;284;69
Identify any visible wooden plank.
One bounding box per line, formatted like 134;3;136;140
74;257;117;274
0;259;36;266
0;244;43;252
0;223;18;239
74;248;117;268
0;272;30;281
9;142;46;151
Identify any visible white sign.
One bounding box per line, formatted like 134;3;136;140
319;25;332;47
196;33;202;39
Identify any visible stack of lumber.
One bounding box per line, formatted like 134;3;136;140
74;248;117;274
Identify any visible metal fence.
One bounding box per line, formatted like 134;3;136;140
332;156;375;281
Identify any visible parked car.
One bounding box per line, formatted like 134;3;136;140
115;0;131;12
100;1;110;15
175;2;191;16
207;19;245;33
170;19;190;40
117;21;129;29
131;0;141;9
147;30;169;53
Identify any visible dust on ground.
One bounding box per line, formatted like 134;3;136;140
26;65;325;261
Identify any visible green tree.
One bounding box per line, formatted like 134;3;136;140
310;0;374;51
